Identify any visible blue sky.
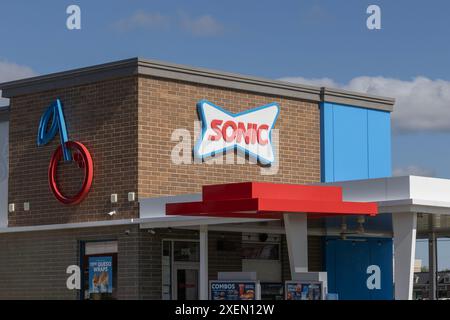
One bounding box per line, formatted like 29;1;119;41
1;1;450;268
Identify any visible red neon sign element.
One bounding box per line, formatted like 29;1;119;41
48;141;94;205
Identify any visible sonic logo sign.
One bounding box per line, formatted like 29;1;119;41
194;100;279;164
37;99;93;205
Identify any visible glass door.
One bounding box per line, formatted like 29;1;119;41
173;264;199;300
162;240;200;300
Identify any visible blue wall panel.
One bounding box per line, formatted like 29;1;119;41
332;104;368;181
368;110;392;178
320;102;393;300
368;238;394;299
327;239;371;299
325;238;394;300
320;102;391;182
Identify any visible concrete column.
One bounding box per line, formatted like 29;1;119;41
284;213;308;278
199;225;209;300
392;212;417;300
428;230;437;300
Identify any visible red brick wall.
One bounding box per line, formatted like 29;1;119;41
138;76;321;197
0;225;140;300
8;74;320;226
8;77;139;226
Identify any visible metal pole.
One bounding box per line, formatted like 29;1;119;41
428;215;437;300
199;225;209;300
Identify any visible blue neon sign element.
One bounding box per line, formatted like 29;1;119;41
37;99;72;161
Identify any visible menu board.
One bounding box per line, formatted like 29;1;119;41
285;281;322;300
210;281;258;300
260;282;284;300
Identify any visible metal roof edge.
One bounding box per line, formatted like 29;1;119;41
0;57;394;112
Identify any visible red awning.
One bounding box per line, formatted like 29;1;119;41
165;182;377;219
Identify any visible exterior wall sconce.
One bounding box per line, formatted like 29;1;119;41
8;203;15;213
128;192;136;202
110;194;118;203
24;202;30;211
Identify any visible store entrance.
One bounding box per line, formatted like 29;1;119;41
162;239;200;300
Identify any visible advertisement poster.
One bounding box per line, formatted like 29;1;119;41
285;282;322;300
260;283;284;300
210;281;257;300
88;256;113;294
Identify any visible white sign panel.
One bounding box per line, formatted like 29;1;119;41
194;100;279;164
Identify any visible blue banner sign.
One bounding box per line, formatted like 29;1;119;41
210;281;257;300
285;281;322;300
88;256;113;294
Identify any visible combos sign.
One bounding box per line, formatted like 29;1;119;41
210;281;257;300
194;100;279;164
37;99;93;205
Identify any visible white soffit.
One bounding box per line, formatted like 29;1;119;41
322;176;450;214
139;193;202;218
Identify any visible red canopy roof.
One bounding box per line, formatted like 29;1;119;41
166;182;377;219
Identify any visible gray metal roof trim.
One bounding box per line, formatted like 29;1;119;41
321;87;395;112
0;57;394;111
137;57;322;97
0;58;139;98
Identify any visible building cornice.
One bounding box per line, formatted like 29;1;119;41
0;57;395;112
321;87;395;112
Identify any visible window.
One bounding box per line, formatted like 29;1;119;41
173;241;200;262
162;241;172;300
241;243;280;260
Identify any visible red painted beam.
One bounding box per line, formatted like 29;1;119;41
202;182;343;202
258;198;377;215
166;198;377;217
165;182;378;219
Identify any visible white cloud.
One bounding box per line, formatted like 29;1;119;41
114;11;170;31
0;60;36;107
279;76;450;133
114;11;223;37
393;165;435;177
178;12;223;37
279;76;338;88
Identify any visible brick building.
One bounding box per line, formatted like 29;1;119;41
0;58;400;300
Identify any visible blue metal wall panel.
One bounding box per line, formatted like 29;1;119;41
368;110;391;178
320;102;391;183
368;238;394;299
332;104;369;181
325;238;393;300
320;102;393;300
327;239;371;299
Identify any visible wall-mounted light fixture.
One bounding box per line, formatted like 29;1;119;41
128;192;136;202
110;194;118;203
24;202;30;211
8;203;15;213
107;210;116;216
